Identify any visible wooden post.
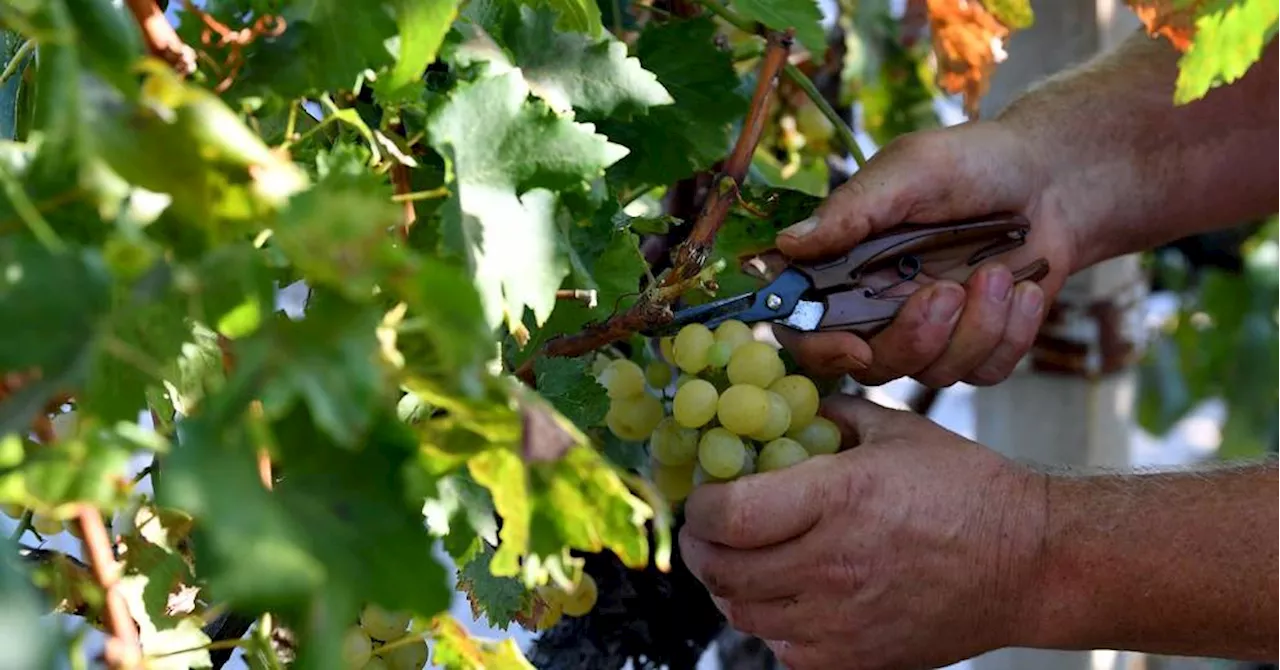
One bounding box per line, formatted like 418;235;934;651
966;2;1145;670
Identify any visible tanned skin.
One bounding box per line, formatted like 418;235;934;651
676;30;1280;670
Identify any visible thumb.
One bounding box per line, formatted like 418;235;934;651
817;393;912;447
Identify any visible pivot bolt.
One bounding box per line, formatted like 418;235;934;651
765;294;783;310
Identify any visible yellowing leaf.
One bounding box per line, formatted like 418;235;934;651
924;0;1017;118
429;614;536;669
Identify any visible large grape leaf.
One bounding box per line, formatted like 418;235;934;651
532;355;609;429
375;0;462;103
597;17;749;189
1172;0;1278;103
524;0;604;36
469;4;673;120
732;0;828;59
426;70;629;333
455;545;530;630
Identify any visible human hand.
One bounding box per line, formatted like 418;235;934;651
773;121;1077;387
679;394;1049;670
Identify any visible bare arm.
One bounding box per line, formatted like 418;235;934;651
1025;460;1279;660
999;31;1279;272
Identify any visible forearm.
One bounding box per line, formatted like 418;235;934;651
996;31;1278;272
1023;460;1278;659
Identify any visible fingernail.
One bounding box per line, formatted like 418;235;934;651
780;215;818;239
1017;284;1044;317
985;266;1013;303
928;284;964;324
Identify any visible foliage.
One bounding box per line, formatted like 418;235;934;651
0;0;1272;669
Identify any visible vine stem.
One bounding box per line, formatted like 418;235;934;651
76;505;142;669
514;29;795;383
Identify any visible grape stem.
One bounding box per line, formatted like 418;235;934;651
515;29;795;384
76;505;144;669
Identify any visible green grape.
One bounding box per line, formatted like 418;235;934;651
65;519;84;539
749;391;792;442
532;590;564;630
660;336;676;363
598;359;646;400
360;604;411;642
672;379;718;429
698;428;748;479
31;514;64;537
645;360;673;389
1;504;23;519
362;658;390;670
769;375;820;428
714;319;754;352
673;323;715;373
560;572;598;617
705;341;733;369
716;384;770;437
650;417;700;466
726;341;786;389
758;437;810;472
342;626;373;668
385;638;428;670
652;461;696;503
606;394;664;441
787;415;842;455
675;373;696;389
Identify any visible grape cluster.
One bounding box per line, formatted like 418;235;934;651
340;604;428;669
529;572;599;629
598;320;844;506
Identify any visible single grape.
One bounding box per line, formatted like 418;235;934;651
716;384;770;437
560;573;598;617
598;359;646;400
769;375;820;428
532;589;564;630
342;626;373;668
606;394;664;441
726;341;786;389
644;360;673;390
672;379;718;429
360;604;411;642
673;323;715;374
705;341;733;369
748;391;792;442
649;417;700;466
385;638;428;670
651;461;696;503
362;659;390;670
698;428;748;479
714;320;754;352
758;438;810;472
787;415;842;455
660;336;676;363
1;504;24;519
65;519;84;539
590;353;612;378
31;513;64;537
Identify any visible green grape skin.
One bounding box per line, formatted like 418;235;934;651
606;394;664;441
31;514;64;537
748;391;792;442
698;428;748;479
673;323;715;373
359;604;411;642
714;319;754;352
341;626;374;668
560;572;598;617
716;384;770;437
385;638;428;670
652;461;696;503
769;375;820;428
1;504;23;519
758;437;811;472
362;658;390;670
726;341;786;389
598;359;646;399
705;341;733;369
672;379;718;429
660;336;676;363
649;417;700;466
645;360;673;389
787;415;842;455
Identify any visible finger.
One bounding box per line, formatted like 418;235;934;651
853;281;965;386
913;263;1015;387
817;393;910;446
681;458;830;549
772;327;872;378
965;281;1046;385
774;640;828;670
678;530;805;601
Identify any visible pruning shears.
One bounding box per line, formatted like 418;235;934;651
645;214;1051;338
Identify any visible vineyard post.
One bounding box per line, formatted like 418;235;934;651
967;2;1148;670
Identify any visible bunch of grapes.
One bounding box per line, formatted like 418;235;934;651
526;572;599;630
598;320;844;506
339;604;429;669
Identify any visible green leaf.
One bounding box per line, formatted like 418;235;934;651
455;545;529;630
376;0;462;104
731;0;828;59
479;4;673;119
427;69;629;332
242;1;398;96
523;0;605;37
117;574;213;670
712;183;821;296
597;17;748;189
532;355;609;430
421;471;499;562
64;0;145;94
429;614;536;670
0;421;159;511
982;0;1035;30
0;553;57;670
1174;0;1279;104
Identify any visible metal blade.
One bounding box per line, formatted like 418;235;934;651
642;291;757;337
772;299;826;331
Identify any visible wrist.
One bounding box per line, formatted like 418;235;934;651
981;459;1057;651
